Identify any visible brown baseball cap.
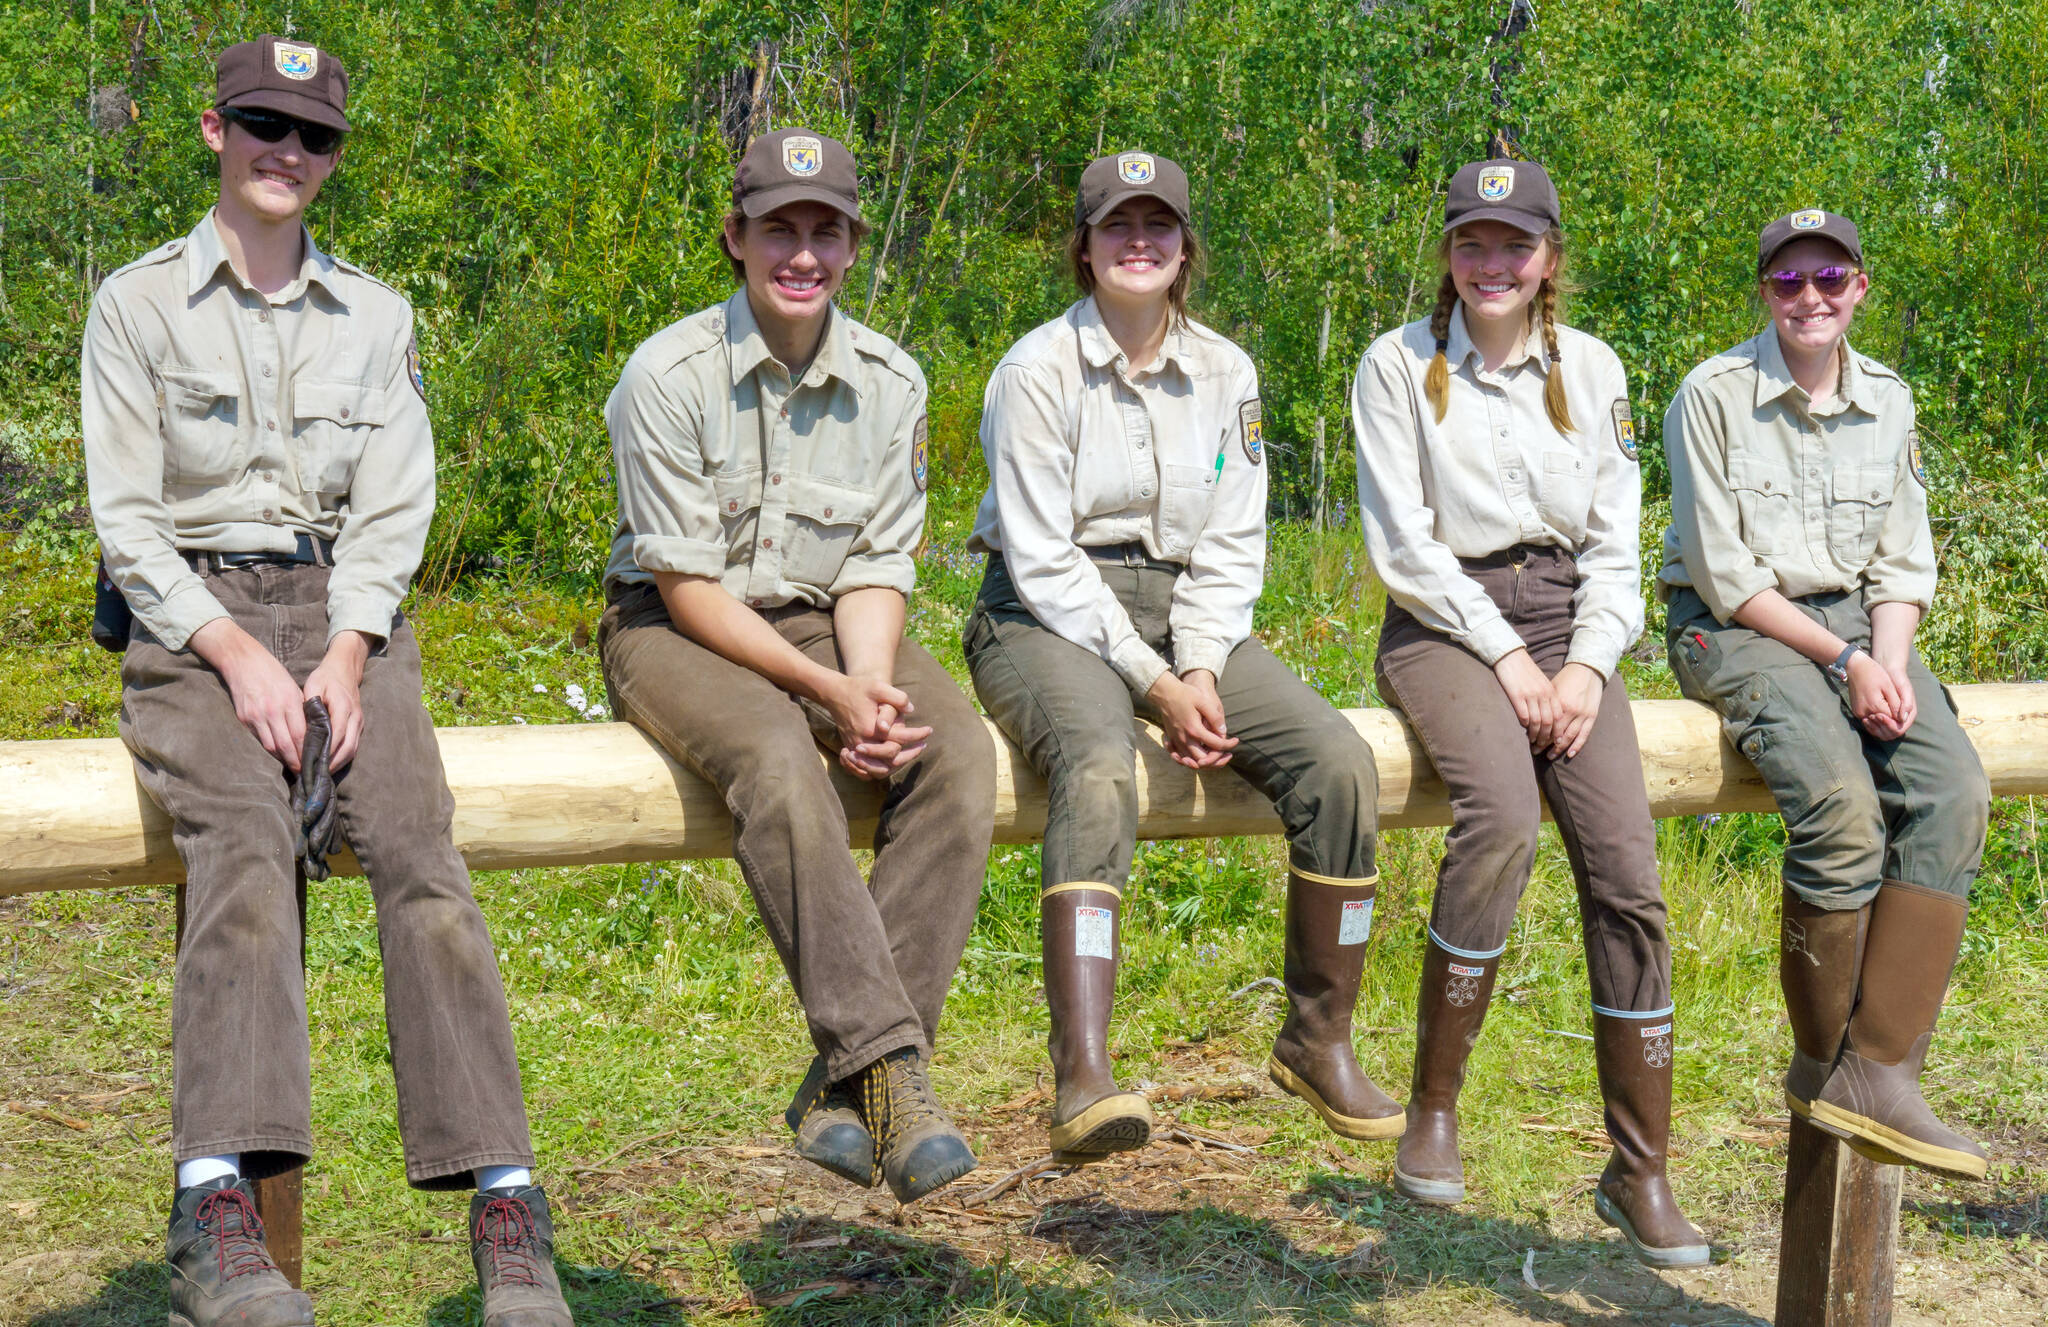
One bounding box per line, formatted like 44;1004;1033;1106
215;35;349;132
1758;209;1863;272
1076;151;1191;226
1444;158;1559;235
734;128;860;221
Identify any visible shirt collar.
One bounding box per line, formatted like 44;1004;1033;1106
1753;323;1873;413
1445;302;1548;376
1073;295;1195;377
184;209;347;307
725;288;861;394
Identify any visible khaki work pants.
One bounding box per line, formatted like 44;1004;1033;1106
963;552;1379;890
119;563;534;1188
599;582;996;1081
1374;546;1672;1016
1665;586;1988;909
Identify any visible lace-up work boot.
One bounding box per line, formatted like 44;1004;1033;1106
858;1047;977;1203
1591;1012;1710;1268
1393;941;1498;1205
469;1185;572;1326
1042;888;1152;1161
785;1054;876;1186
166;1178;315;1327
1267;870;1404;1141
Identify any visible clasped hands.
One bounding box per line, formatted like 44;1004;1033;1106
822;673;932;780
1146;668;1237;770
1492;650;1604;760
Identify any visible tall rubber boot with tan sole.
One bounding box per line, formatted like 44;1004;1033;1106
1392;940;1498;1204
1810;881;1988;1180
1042;886;1152;1162
1591;1011;1710;1268
1779;885;1869;1119
1267;870;1404;1140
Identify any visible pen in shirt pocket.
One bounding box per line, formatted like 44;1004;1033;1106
1213;444;1226;483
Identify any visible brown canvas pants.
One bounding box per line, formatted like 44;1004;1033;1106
1374;546;1672;1016
119;563;534;1189
600;582;996;1081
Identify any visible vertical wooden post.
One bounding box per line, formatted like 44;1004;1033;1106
173;875;308;1289
1776;1113;1902;1326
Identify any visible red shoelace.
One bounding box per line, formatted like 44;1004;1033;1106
194;1188;277;1283
473;1195;544;1288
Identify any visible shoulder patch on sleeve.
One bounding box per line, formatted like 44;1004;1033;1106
1909;429;1926;488
405;336;426;402
1611;399;1639;462
1239;398;1264;466
911;415;929;493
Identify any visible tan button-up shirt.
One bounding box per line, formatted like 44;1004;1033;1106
968;298;1267;693
605;290;927;607
1351;306;1643;676
81;211;435;651
1657;326;1935;623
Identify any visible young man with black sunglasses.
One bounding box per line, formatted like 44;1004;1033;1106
81;35;571;1326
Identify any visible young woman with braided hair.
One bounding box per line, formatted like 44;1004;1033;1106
1351;158;1708;1267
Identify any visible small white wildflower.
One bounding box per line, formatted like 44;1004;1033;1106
533;683;548;694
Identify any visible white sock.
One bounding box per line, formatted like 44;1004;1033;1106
477;1164;532;1193
177;1155;241;1189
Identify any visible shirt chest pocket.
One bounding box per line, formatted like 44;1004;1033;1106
1828;463;1894;565
293;380;387;494
782;475;877;585
1727;455;1797;556
1157;464;1218;553
710;470;763;563
158;370;243;487
1538;450;1592;528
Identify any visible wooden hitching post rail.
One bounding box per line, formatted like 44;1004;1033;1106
6;682;2047;1307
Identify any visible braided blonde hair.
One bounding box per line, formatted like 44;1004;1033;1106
1422;227;1575;435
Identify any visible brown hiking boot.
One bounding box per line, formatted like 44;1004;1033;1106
166;1178;315;1327
469;1185;572;1326
1810;882;1988;1179
1042;888;1152;1162
1779;886;1869;1117
1393;940;1497;1205
1591;1011;1710;1268
1267;870;1403;1141
857;1047;978;1203
785;1054;877;1186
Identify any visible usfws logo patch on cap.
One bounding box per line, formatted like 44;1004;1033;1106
1118;153;1156;185
1792;208;1827;230
1611;399;1638;461
274;42;319;80
911;415;929;492
1239;398;1264;466
1909;429;1925;488
1478;165;1515;201
783;135;823;177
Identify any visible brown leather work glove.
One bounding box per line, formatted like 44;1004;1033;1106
291;697;340;882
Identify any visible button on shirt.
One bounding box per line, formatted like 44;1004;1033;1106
81;211;434;651
605;290;927;606
968;297;1266;693
1351;305;1643;676
1657;326;1934;624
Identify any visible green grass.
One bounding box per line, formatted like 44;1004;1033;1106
4;525;2048;1324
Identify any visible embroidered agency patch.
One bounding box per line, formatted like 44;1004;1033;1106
1611;399;1638;461
783;135;823;177
1791;208;1827;230
1909;428;1926;487
1478;164;1515;201
911;414;929;492
405;336;426;401
1239;398;1264;466
1118;152;1156;185
274;42;319;80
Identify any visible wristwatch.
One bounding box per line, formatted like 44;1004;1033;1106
1825;643;1862;683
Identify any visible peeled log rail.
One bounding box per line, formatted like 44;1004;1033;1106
4;683;2048;896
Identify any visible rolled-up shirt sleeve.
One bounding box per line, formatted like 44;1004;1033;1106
1663;381;1777;624
325;315;434;643
81;287;228;652
1863;400;1937;611
1351;346;1524;664
1565;362;1645;677
829;370;925;598
607;349;726;579
1169;359;1265;678
984;361;1170;693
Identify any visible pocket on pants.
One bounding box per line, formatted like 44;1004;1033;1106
1716;676;1845;823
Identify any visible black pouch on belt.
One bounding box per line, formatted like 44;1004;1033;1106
90;557;134;653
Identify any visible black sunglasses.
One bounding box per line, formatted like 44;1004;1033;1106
221;107;344;156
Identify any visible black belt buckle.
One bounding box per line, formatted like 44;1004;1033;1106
1507;545;1531;567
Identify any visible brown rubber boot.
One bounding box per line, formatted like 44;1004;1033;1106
1392;940;1498;1204
1591;1011;1710;1268
1042;888;1152;1162
1810;881;1988;1179
166;1178;315;1327
1779;885;1870;1118
1267;870;1404;1140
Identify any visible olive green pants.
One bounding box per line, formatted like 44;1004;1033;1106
1665;586;1987;909
963;551;1379;892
